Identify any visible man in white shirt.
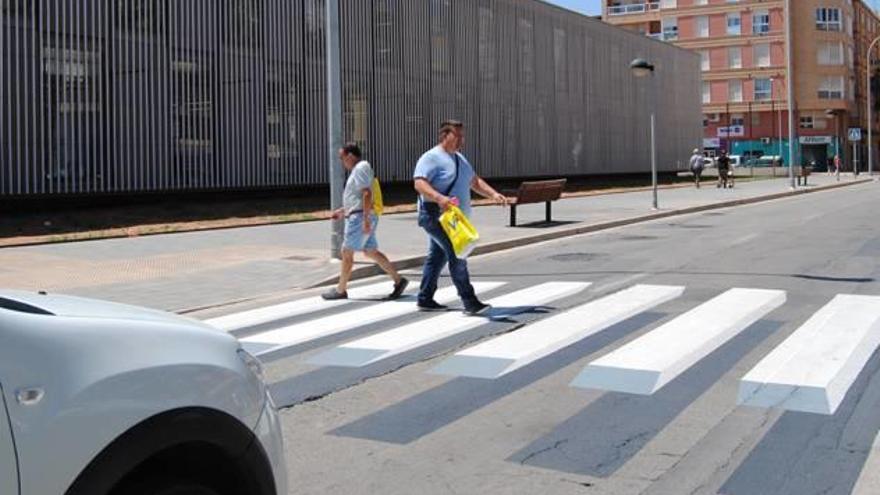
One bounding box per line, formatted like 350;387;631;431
323;143;408;300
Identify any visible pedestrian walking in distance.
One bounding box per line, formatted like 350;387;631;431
717;150;731;189
688;148;704;188
413;120;508;316
323;143;408;301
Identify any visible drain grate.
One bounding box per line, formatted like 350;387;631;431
618;235;658;241
283;255;317;262
548;252;603;262
667;223;712;229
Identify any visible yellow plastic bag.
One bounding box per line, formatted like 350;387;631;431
371;177;384;216
439;205;479;258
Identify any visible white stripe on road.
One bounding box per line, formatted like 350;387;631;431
571;288;786;395
205;282;395;331
240;282;506;356
431;285;684;379
308;282;590;368
738;294;880;415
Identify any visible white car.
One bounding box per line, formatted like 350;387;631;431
0;290;287;495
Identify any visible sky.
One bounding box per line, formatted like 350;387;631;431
544;0;600;16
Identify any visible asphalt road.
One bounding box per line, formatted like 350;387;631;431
215;182;880;494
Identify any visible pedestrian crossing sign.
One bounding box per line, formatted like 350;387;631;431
848;127;862;142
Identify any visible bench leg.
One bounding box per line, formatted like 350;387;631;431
545;201;552;223
510;205;517;227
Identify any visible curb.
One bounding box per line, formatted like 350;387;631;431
309;178;873;289
0;179;754;249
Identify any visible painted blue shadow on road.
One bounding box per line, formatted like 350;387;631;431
507;319;781;478
269;307;552;407
329;312;666;444
719;349;880;495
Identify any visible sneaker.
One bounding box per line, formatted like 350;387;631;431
321;288;348;300
463;301;492;316
417;299;448;312
387;277;410;300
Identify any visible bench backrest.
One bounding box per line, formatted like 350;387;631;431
516;179;567;204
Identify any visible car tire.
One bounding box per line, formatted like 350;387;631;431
117;474;221;495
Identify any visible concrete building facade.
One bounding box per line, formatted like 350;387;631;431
604;0;880;170
0;0;700;198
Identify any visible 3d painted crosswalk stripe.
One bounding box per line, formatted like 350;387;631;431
240;282;506;356
571;288;786;395
205;282;394;332
430;284;684;379
738;294;880;415
308;282;590;368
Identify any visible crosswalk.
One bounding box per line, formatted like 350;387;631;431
206;279;880;417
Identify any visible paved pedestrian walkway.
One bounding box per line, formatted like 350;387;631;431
0;174;868;312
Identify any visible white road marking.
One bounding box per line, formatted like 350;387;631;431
240;282;506;356
571;288;787;395
205;282;394;331
738;294;880;415
308;282;590;368
431;285;684;379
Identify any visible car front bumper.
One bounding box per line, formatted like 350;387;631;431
253;395;288;495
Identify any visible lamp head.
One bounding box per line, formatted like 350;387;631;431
630;58;655;78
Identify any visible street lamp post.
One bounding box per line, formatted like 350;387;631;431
867;35;880;177
631;58;658;210
785;0;796;189
326;0;345;259
771;77;783;170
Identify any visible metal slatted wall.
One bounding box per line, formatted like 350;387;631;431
0;0;700;197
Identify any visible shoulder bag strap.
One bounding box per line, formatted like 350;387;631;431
443;153;461;197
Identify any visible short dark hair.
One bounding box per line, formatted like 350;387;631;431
341;142;362;158
438;119;464;140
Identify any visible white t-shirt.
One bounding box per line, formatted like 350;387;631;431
343;161;374;215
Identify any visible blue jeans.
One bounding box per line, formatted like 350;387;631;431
417;204;479;307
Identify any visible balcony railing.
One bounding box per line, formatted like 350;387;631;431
608;2;660;16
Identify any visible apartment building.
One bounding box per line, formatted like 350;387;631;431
604;0;880;170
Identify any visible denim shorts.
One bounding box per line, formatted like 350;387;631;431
343;212;379;251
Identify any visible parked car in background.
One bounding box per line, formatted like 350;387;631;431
756;155;783;167
0;290;287;495
728;155;743;168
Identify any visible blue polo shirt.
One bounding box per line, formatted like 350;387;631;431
413;146;475;217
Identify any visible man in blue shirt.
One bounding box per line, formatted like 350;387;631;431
413;120;508;315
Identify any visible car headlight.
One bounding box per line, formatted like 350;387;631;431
236;347;265;382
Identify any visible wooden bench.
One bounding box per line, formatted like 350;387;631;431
504;179;567;227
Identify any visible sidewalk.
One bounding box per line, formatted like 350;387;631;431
1;174;869;312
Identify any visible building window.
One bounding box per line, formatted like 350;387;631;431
662;17;678;40
661;0;678;8
701;50;710;71
696;0;708;5
703;81;711;103
816;8;842;31
754;43;771;68
729;47;742;69
754;78;772;100
727;13;741;35
818;76;845;99
800;116;814;129
731;116;745;127
696;16;709;38
729;80;743;102
817;41;844;65
753;10;770;34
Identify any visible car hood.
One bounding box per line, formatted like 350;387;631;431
0;290;212;329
